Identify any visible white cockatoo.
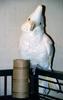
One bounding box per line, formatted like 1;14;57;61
19;5;60;94
19;5;53;72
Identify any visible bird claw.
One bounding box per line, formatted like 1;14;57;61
32;67;36;75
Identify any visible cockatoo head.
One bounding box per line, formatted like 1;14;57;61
21;5;44;32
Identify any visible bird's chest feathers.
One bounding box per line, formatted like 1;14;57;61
20;32;46;55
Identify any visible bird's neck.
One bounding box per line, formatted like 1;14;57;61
33;26;44;38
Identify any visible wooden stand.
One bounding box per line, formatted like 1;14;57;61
13;59;30;99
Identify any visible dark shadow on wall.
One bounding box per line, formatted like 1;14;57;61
42;5;55;70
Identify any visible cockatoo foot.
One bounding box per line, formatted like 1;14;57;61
30;65;36;75
36;64;42;69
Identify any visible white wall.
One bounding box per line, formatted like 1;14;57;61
0;0;63;71
0;0;63;95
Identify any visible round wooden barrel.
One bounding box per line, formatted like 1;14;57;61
13;59;30;99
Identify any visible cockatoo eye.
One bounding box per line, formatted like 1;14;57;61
28;18;30;21
40;22;41;25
